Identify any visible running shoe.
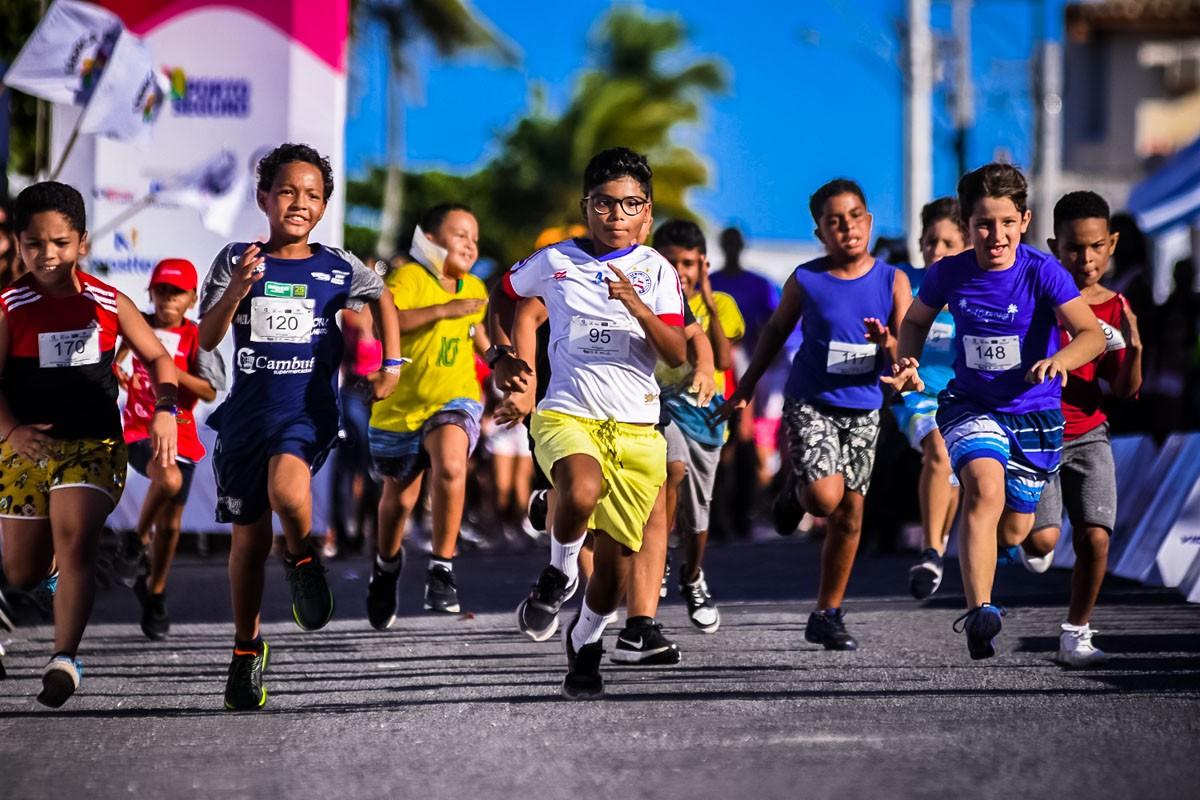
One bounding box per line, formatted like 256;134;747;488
367;554;403;630
1019;546;1055;574
660;556;672;599
224;642;270;711
680;570;721;633
909;548;944;600
112;530;148;588
424;564;461;613
134;577;170;640
516;565;577;642
611;617;681;665
527;489;549;534
1055;623;1107;667
805;608;858;651
953;603;1006;660
37;654;82;708
561;613;604;700
283;549;334;631
997;545;1022;567
772;472;803;537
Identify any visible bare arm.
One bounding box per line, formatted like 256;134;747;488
473;316;491;358
198;244;263;351
488;282;544;392
397;298;486;333
880;298;937;393
365;291;402;401
1112;297;1143;399
1028;297;1106;386
178;368;218;402
118;293;178;466
686;321;718;407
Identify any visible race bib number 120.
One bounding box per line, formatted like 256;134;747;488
250;297;315;344
569;316;629;359
38;327;101;368
963;334;1020;371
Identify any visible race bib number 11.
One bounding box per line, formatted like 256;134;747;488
963;334;1020;371
826;341;877;375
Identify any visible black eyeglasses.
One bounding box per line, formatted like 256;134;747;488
584;194;650;215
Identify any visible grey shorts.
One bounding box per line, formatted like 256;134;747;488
782;399;880;495
1032;423;1117;533
663;419;722;535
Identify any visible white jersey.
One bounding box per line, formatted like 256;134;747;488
504;239;686;424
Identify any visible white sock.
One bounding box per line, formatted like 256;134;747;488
376;554;402;574
429;558;452;572
550;533;586;585
571;600;610;650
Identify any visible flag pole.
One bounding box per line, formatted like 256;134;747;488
48;110;86;182
91;193;157;240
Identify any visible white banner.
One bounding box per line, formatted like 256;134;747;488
78;30;166;142
3;0;122;106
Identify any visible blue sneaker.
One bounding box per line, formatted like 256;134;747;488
997;546;1021;567
954;603;1006;660
37;653;82;708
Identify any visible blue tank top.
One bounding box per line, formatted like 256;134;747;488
785;257;897;410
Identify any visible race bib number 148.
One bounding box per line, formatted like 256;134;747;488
963;334;1020;371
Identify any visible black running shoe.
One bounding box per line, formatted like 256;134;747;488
224;642;270;711
772;472;803;537
516;565;577;642
134;578;170;640
805;608;858;651
611;618;681;666
367;554;403;630
37;654;82;708
680;570;721;634
424;563;460;613
284;549;334;631
561;614;604;700
527;489;549;534
113;530;148;588
909;548;944;601
954;603;1005;660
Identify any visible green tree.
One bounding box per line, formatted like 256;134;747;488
1;0;49;184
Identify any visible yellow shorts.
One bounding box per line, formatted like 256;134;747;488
530;409;667;552
0;437;127;519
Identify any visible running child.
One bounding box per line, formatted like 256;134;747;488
884;163;1105;660
719;178;910;651
116;258;225;640
0;181;178;707
365;203;489;627
652;219;744;634
198;143;401;710
897;199;968;599
1020;190;1141;666
498;146;686;698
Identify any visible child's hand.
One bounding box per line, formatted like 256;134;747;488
699;260;716;308
150;411;178;468
863;317;891;348
881;357;924;393
687;370;718;408
711;386;750;425
494;389;534;427
1120;296;1142;350
1027;357;1069;387
367;369;399;401
441;298;485;319
605;265;650;317
492;353;534;393
6;423;54;463
227;243;266;302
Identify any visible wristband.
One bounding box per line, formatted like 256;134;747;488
484;344;515;367
154;403;179;416
381;357;410;375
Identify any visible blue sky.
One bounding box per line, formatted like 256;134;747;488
345;0;1063;244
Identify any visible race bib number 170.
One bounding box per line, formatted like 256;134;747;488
38;327;101;368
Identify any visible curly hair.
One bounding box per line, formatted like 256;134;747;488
1053;191;1110;234
256;143;334;200
13;181;87;234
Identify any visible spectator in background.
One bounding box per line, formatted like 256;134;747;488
0;216;21;289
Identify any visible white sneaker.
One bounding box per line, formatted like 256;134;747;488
1019;546;1055;574
1055;623;1107;667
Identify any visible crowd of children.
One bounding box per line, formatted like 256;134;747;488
0;140;1147;707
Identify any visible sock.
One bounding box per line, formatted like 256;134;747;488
550;533;586;585
625;615;654;629
571;601;611;651
376;554;402;574
1061;621;1089;632
429;558;452;573
234;637;263;655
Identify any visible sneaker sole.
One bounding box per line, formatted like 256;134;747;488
967;620;1002;660
36;670;77;708
292;591;335;632
515;601;559;642
610;647;681;666
369;613;397;631
688;612;721;634
424;602;462;613
908;565;942;600
560;681;605;700
141;622;169;641
223;643;270;711
804;632;858;651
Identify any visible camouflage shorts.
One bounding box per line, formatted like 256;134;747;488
782;399;880;495
0;437;127;519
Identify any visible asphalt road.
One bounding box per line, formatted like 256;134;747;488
2;538;1198;800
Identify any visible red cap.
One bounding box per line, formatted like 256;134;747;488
149;259;198;292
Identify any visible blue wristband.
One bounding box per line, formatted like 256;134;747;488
382;358;408;367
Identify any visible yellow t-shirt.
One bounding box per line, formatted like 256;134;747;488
369;263;488;433
655;291;745;393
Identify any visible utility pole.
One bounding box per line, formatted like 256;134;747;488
952;0;974;179
906;0;933;264
1035;39;1064;244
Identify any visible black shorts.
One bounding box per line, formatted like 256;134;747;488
127;439;197;505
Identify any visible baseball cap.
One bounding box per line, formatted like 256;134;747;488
149;259;198;292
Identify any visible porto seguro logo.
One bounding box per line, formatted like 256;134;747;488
162;66;251;118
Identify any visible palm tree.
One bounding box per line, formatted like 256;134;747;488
357;0;517;257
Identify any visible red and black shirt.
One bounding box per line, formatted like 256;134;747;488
1061;293;1132;440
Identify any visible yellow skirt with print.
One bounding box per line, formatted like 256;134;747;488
530;409;667;552
0;437;127;519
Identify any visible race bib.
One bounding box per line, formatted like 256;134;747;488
568;316;629;359
826;341;877;375
155;329;182;358
925;321;954;353
250;296;315;344
963;334;1020;371
1100;320;1126;352
39;327;101;368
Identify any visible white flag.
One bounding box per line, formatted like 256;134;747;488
78;30;166;142
2;0;122;106
152;150;247;236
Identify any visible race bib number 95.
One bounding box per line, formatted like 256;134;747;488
963;334;1020;371
39;327;101;368
569;316;629;359
250;297;315;344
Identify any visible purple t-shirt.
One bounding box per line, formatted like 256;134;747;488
918;244;1080;414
